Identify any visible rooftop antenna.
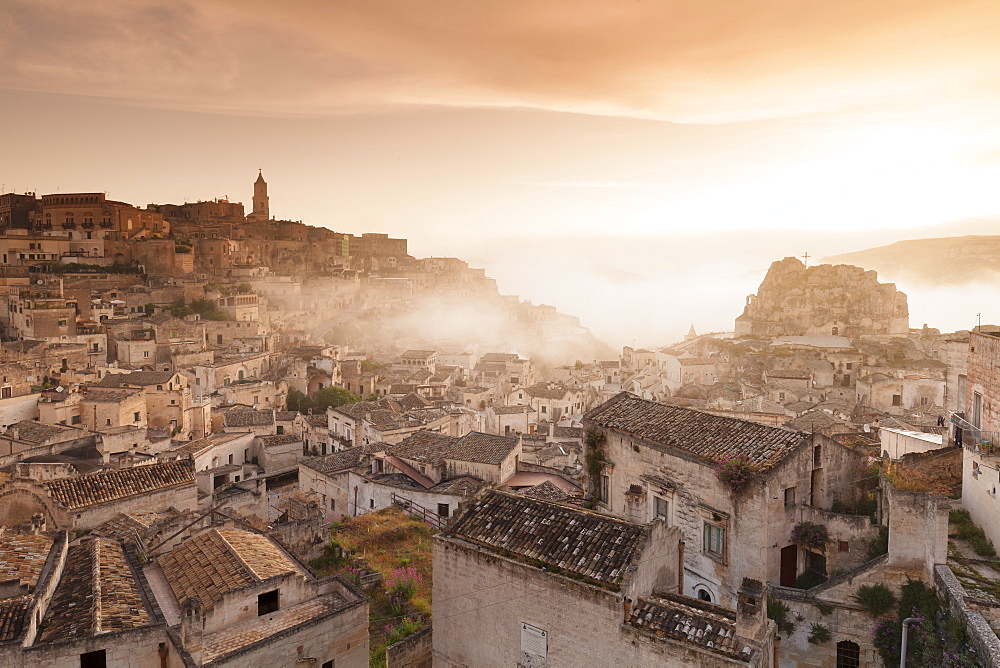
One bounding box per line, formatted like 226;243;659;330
802;251;810;267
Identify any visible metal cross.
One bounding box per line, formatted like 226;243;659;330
802;252;810;267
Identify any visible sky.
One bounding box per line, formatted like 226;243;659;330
2;0;1000;346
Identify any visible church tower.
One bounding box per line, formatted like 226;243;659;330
249;170;269;221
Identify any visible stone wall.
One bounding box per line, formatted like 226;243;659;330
386;625;432;668
935;564;1000;667
735;257;908;338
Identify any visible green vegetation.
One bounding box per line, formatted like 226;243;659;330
866;526;889;561
43;262;145;274
793;571;826;590
807;623;831;644
950;508;997;557
288;387;362;414
831;496;878;520
872;579;978;667
310;509;434;668
853;583;896;616
814;601;834;616
766;600;795;637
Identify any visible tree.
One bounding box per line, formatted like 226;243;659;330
237;282;253;294
312;387;361;412
287;389;313;413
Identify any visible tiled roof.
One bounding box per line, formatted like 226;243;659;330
223;409;275;427
275;411;298;421
159;528;302;610
585;393;804;473
91;512;162;544
553;426;584;439
519;480;569;501
524;383;573;400
201;595;349;664
626;594;752;662
401;350;436;359
43;460;195;510
82;388;140;403
447;432;518;465
172;437;213;455
301;447;373;475
678;357;717;366
480;353;519;363
0;532;54;590
304;414;328;426
97;370;175;387
447;490;645;588
398;393;433;410
259;433;301;447
36;538;153;643
5;420;83;444
0;596;32;643
391;430;457;465
429;476;486;496
493;404;533;415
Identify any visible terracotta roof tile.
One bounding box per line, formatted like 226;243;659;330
519;480;569;502
159;529;302;611
447;432;518;465
0;532;54;590
585;393;804;473
0;596;32;643
36;538;152;643
223;409;275;427
447;490;645;588
626;594;754;661
43;460;195;510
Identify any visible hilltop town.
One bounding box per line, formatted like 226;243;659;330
0;179;998;667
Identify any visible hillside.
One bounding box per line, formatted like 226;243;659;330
824;235;1000;285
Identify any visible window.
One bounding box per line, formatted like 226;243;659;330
892;394;902;407
541;405;547;414
71;415;81;424
598;474;610;504
370;498;375;509
813;445;822;467
133;412;140;422
703;522;725;559
839;541;850;552
80;649;107;668
244;448;249;462
836;640;860;668
437;503;450;518
784;487;796;506
277;425;284;435
143;351;150;358
228;454;233;465
654;496;669;521
695;586;714;603
106;418;112;426
157;385;163;390
330;499;336;510
257;590;280;616
845;362;853;370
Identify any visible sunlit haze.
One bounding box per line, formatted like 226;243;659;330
4;0;1000;346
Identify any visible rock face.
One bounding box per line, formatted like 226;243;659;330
735;257;908;338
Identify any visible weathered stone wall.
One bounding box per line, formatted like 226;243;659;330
935;564;1000;667
386;625;432;668
735;258;908;338
432;535;764;667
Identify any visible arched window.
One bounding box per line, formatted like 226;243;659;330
694;585;714;603
836;640;860;668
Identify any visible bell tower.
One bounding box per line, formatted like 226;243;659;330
249;169;269;220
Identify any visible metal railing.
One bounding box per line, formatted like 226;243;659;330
390;492;444;529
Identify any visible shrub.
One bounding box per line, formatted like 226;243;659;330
854;583;896;616
808;623;832;644
715;456;755;492
766;600;795;637
385;566;422;599
793;571;826;590
866;526;889;561
970;535;997;558
791;521;831;549
873;618;902;665
815;601;834;616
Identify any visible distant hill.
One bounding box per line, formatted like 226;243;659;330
824;235;1000;285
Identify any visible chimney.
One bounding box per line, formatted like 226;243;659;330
622;597;632;622
180;598;204;664
736;578;765;641
30;513;45;534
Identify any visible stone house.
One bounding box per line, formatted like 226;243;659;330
433;490;775;667
221;407;277;436
79;388;147;432
0;420;95;463
165;432;255;473
485;403;533;436
857;372;945;414
96;370;206;439
508;382;585;423
0;459;197;530
255;433;303;471
583;392;867;607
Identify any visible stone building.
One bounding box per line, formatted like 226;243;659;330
433;490;775;666
735;257;908;339
583;392;869;607
0;459;197;530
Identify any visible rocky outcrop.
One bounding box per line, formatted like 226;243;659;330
735;257;908;338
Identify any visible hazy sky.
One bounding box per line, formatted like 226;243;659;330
3;1;1000;345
